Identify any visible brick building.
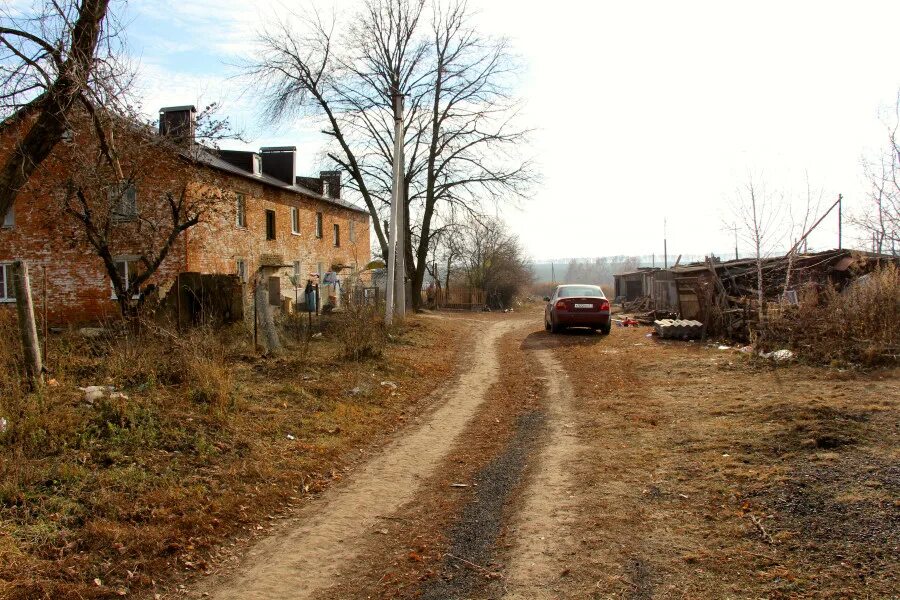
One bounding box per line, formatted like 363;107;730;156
0;105;371;323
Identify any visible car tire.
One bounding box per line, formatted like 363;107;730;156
550;319;562;334
599;323;611;335
544;317;551;331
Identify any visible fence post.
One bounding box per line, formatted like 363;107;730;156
12;260;43;386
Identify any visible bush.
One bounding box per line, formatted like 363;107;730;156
763;263;900;366
335;303;386;361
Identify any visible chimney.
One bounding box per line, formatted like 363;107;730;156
159;105;197;144
259;146;296;185
320;170;341;199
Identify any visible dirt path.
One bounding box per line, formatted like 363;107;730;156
200;318;517;600
191;310;897;599
501;348;584;599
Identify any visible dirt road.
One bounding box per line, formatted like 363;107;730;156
192;309;898;599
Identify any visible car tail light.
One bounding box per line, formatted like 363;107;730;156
599;299;610;311
555;299;568;310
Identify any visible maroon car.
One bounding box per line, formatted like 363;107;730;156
543;284;611;334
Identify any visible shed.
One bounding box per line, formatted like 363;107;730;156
613;268;659;302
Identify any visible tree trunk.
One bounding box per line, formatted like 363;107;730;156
0;0;111;222
12;261;43;386
255;277;281;354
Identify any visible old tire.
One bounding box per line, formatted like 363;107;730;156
599;323;611;335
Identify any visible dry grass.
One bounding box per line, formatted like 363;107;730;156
545;320;899;598
0;311;466;599
763;263;900;366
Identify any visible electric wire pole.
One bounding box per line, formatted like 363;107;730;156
726;223;739;260
663;217;668;269
385;89;406;325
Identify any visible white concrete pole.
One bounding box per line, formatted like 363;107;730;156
385;92;401;326
394;93;407;319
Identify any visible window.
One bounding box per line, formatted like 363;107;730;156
235;193;246;227
348;219;356;243
557;285;604;298
323;180;330;197
333;223;341;247
111;258;140;299
265;209;276;240
315;212;323;238
0;263;15;302
293;260;301;279
2;205;13;229
253;154;262;176
236;259;247;283
291;206;300;234
109;182;138;223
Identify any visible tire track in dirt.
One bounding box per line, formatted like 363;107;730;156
200;319;516;600
501;347;584;600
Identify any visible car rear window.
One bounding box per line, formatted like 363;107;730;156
557;286;604;298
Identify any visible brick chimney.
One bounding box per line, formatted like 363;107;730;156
159;105;196;144
259;146;296;185
320;170;341;199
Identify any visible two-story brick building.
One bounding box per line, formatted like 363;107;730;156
0;105;371;323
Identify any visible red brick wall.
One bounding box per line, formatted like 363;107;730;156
0;117;371;324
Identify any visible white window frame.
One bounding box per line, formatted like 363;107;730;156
236;258;248;283
2;205;13;229
235;193;247;228
323;180;331;197
110;257;141;300
291;206;300;235
253;154;262;176
0;262;15;302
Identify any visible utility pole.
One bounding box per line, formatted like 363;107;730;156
385;88;406;325
726;223;739;260
837;193;842;250
551;262;555;283
663;217;668;269
394;91;406;319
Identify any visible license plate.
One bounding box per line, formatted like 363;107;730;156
574;303;593;309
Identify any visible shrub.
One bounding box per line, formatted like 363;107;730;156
335;302;386;361
763;263;900;366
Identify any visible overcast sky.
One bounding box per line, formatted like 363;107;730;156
124;0;900;261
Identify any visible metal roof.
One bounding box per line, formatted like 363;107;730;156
193;147;369;215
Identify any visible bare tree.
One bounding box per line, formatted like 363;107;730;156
247;0;533;309
784;173;822;294
0;0;125;223
458;216;531;309
29;107;232;317
428;217;466;294
854;95;900;256
733;175;784;322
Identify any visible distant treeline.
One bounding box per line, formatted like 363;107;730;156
531;254;711;285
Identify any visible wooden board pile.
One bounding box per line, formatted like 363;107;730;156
633;309;678;325
654;319;703;340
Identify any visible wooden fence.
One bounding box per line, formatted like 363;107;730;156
423;286;485;310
